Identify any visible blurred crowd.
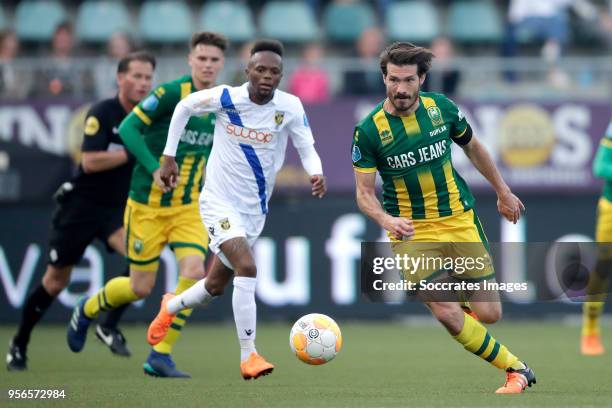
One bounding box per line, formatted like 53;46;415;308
0;0;611;102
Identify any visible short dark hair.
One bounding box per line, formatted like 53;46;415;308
117;51;156;74
251;39;284;57
54;21;73;35
379;42;434;77
190;31;228;52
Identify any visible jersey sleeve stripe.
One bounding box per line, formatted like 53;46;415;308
602;138;612;148
133;106;152;126
180;82;192;100
353;166;377;173
220;88;244;126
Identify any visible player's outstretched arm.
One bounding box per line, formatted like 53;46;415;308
294;144;326;198
163;87;220;158
461;135;525;224
354;171;413;240
119;113;160;175
81;150;129;174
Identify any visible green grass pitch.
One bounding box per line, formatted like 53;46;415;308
1;322;611;407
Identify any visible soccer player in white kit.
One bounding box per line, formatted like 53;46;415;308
147;40;326;379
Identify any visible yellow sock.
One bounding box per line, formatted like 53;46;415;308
454;312;523;370
153;276;197;354
84;277;139;319
582;301;604;336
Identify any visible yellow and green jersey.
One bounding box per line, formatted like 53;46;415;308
594;119;612;201
352;92;474;220
120;75;214;207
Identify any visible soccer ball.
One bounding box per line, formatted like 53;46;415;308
289;313;342;365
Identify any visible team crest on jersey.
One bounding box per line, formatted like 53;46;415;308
427;106;444;127
133;239;144;254
379;129;394;146
142;95;159;111
352;145;362;163
274;111;285;126
220;218;231;230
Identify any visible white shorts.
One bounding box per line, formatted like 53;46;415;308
199;196;266;269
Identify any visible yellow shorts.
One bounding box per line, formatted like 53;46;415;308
124;198;208;271
596;197;612;259
391;209;494;283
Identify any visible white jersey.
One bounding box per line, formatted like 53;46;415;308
165;83;318;215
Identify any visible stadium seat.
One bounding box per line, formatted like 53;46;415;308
76;1;131;43
323;1;376;43
15;1;67;41
448;1;503;43
139;1;193;43
199;2;255;43
259;2;318;43
386;1;440;43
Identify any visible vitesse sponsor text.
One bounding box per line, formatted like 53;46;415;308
387;139;448;169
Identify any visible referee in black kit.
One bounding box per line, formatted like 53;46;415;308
7;51;156;371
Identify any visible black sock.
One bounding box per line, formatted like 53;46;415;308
13;284;56;348
101;266;130;330
101;304;129;330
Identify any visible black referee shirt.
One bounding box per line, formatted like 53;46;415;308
71;96;134;206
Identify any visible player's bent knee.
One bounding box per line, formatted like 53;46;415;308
131;284;152;299
428;302;464;332
130;278;154;299
478;307;502;324
234;263;257;278
207;284;225;297
42;265;72;296
180;260;205;280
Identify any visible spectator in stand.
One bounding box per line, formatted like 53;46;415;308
502;0;604;85
230;41;254;86
422;36;461;97
0;29;27;99
30;22;93;98
288;42;330;104
342;27;386;96
95;32;135;98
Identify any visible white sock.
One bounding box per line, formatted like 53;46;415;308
232;276;257;361
167;278;213;314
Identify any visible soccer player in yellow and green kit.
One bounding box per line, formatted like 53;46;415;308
67;32;227;378
352;42;535;394
581;118;612;356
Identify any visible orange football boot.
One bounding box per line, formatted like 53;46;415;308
240;352;275;380
147;293;175;346
581;334;604;356
495;364;536;394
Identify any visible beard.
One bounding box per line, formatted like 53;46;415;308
389;87;420;114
